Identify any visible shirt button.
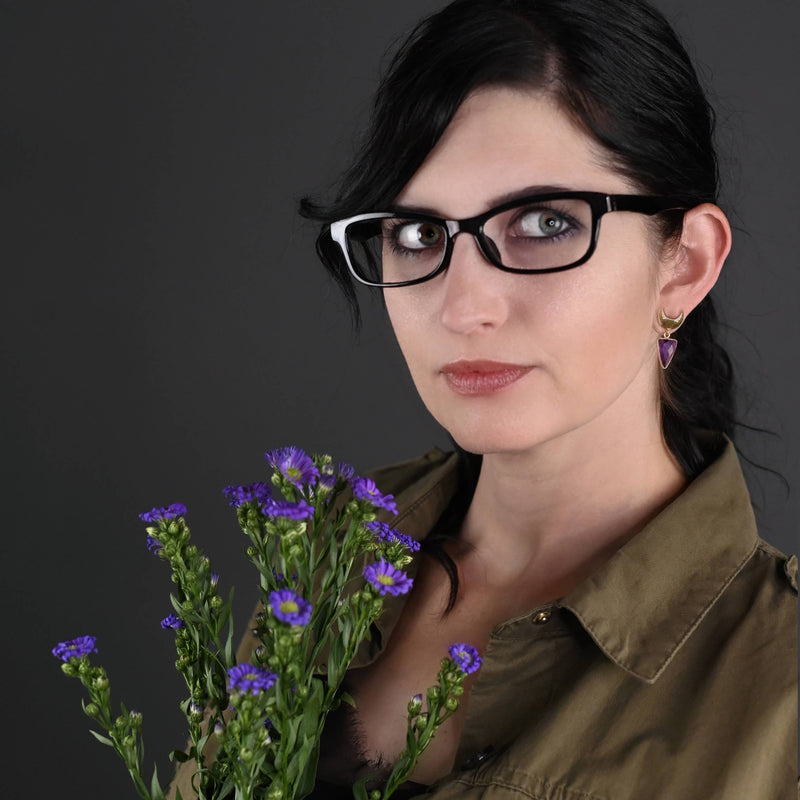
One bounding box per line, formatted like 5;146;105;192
461;746;495;770
532;609;552;625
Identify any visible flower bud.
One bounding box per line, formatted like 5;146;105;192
210;595;223;609
239;747;253;763
190;703;205;722
287;545;303;560
84;703;100;717
61;662;78;677
369;792;382;800
214;721;225;738
94;675;109;690
427;686;441;703
246;546;258;558
415;712;429;731
451;685;464;696
407;694;423;716
445;696;459;712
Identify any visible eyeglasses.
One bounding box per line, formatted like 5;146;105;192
329;191;686;288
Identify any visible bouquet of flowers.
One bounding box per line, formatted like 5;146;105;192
53;446;482;800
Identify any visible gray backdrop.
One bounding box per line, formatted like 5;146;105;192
2;1;797;797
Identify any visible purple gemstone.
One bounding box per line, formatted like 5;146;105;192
658;337;678;369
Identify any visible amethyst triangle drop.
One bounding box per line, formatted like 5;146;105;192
658;337;678;369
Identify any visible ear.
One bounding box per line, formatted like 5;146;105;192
657;203;731;321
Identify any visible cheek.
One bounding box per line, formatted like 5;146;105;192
520;246;660;382
383;291;430;372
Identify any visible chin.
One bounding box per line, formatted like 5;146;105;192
440;418;551;456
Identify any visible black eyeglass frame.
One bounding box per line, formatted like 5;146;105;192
329;191;686;288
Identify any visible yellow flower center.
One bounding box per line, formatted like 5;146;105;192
377;574;395;586
286;467;301;480
280;600;299;614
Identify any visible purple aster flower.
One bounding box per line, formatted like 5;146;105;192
139;503;187;523
338;462;356;483
222;482;271;508
352;477;398;515
364;520;421;552
265;446;319;489
227;663;277;695
146;535;163;555
318;471;337;492
52;635;98;662
363;559;413;596
160;613;184;630
448;643;482;675
269;589;313;626
262;498;313;520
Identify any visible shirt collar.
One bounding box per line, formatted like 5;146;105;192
558;436;758;682
377;436;758;684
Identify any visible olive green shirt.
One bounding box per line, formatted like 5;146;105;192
172;438;798;799
363;439;798;799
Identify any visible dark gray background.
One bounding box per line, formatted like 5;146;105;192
2;1;797;796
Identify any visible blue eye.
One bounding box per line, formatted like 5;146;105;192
514;208;571;238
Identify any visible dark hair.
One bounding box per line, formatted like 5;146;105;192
301;0;735;608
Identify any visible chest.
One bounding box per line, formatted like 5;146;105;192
342;557;550;783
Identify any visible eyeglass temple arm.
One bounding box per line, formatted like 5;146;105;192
608;196;687;215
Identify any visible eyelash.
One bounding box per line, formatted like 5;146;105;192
384;220;440;259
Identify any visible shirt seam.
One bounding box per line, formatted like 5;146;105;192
449;773;607;800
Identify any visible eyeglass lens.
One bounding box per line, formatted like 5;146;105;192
345;197;595;284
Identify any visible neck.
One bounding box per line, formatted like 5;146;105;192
458;405;686;602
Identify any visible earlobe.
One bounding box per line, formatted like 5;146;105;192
658;203;732;316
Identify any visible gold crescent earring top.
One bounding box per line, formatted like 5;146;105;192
658;309;685;334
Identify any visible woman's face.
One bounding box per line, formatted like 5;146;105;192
384;87;667;456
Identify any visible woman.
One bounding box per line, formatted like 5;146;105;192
172;0;797;797
300;0;797;797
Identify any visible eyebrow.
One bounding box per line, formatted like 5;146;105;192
391;184;575;217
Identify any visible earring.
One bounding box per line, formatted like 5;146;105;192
657;309;684;369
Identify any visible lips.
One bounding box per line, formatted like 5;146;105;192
439;360;534;396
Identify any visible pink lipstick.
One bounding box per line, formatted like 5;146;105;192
440;360;533;396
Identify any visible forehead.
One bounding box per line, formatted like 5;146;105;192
394;87;630;217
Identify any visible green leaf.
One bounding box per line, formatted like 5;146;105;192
150;764;167;800
295;736;321;800
352;776;371;800
170;748;190;763
89;729;115;747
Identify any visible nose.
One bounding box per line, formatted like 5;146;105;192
438;232;510;335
